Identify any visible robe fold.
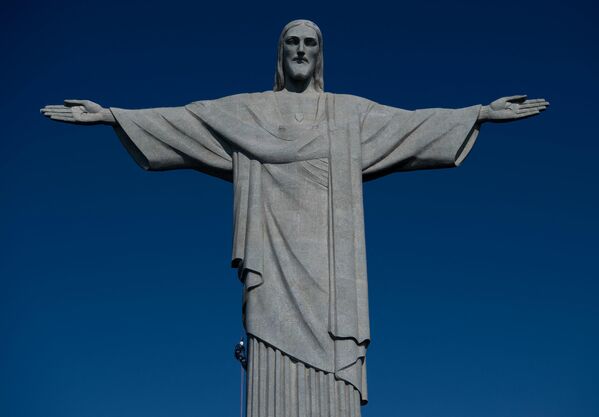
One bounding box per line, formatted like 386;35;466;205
111;92;481;404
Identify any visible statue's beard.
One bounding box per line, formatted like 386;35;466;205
284;62;314;82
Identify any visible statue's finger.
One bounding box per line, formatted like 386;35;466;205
517;106;545;114
42;111;72;118
520;102;543;107
519;102;549;110
43;105;69;110
43;108;73;114
505;94;527;102
50;114;75;122
50;113;75;119
524;99;549;106
516;110;540;118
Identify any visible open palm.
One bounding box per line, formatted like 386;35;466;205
482;95;549;122
40;99;113;125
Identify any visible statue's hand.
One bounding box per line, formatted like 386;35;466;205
479;95;549;123
40;99;116;125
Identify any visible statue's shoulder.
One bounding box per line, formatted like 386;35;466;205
187;91;272;113
215;91;272;104
326;92;377;112
188;92;272;111
329;93;414;116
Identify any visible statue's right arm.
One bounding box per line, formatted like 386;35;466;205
41;100;116;126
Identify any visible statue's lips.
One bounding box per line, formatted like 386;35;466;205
292;58;308;63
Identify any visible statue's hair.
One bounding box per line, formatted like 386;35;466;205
274;19;324;92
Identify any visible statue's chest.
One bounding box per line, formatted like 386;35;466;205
273;93;325;128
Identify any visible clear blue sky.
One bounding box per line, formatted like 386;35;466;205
2;1;598;416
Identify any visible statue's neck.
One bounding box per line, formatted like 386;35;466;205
283;76;318;94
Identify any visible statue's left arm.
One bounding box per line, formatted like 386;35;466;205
360;95;548;181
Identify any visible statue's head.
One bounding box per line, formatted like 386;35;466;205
274;19;324;92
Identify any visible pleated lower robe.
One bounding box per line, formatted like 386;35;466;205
247;337;362;417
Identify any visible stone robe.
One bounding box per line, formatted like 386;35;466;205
111;92;481;404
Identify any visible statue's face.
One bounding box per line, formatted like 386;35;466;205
282;25;319;83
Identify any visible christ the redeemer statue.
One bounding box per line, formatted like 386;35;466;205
42;19;548;417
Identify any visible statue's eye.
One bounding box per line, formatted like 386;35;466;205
285;37;299;45
304;38;317;47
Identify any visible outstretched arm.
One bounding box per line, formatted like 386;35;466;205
41;99;116;125
478;95;549;123
360;93;549;180
40;99;233;180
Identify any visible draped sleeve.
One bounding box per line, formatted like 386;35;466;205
111;105;234;181
360;101;481;181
